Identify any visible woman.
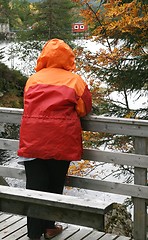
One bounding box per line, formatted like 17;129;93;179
18;39;92;240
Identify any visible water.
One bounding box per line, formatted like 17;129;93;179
1;40;39;76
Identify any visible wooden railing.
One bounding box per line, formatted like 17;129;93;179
0;107;148;240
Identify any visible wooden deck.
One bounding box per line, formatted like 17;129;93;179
0;212;131;240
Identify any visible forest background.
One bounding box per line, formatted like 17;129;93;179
0;0;147;205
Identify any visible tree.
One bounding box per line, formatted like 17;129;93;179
69;1;148;198
71;0;148;182
9;0;34;31
0;0;35;40
0;0;10;21
0;0;10;39
28;0;77;41
73;0;148;119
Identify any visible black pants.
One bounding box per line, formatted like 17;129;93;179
24;158;70;238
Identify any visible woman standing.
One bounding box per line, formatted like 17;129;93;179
18;39;92;240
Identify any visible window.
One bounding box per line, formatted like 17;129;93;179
74;25;79;29
80;25;84;29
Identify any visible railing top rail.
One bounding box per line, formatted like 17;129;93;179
0;107;23;114
0;107;148;124
0;107;148;137
84;114;148;126
0;107;148;125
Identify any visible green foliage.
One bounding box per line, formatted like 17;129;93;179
0;62;27;107
5;0;78;42
0;0;79;41
96;55;148;92
0;62;26;94
10;0;34;30
0;1;10;20
0;0;34;40
29;0;76;41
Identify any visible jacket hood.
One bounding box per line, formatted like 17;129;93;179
35;39;76;72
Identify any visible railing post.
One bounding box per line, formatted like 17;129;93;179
133;137;148;240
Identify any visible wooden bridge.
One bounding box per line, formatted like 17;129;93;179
0;107;148;240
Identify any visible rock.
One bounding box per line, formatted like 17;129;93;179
105;203;133;238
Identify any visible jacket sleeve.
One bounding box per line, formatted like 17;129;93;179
75;76;92;117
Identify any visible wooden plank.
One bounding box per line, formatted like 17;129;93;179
83;230;105;239
0;138;18;151
66;227;93;240
99;233;118;239
0;185;114;230
83;148;148;168
116;236;131;240
0;107;22;124
0;185;113;214
3;225;27;240
18;234;31;240
0;217;26;238
0;215;23;231
1;139;148;169
133;137;148;240
0;165;148;200
66;175;148;199
81;115;148;137
19;234;44;240
0;213;12;223
0;165;25;180
52;225;79;239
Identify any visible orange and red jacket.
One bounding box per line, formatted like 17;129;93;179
18;39;92;161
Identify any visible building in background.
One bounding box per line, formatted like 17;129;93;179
0;20;15;39
0;23;9;33
72;23;88;33
72;23;88;38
